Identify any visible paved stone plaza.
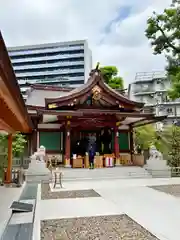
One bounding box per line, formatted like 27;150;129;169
30;177;180;240
2;176;180;239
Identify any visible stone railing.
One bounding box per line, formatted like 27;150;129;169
171;167;180;177
12;157;30;169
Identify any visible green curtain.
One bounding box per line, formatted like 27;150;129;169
39;132;61;151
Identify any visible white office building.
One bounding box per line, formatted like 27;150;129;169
128;71;180;125
8;40;92;99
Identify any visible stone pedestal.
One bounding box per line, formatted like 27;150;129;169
25;160;51;183
144;145;171;178
144;158;171;178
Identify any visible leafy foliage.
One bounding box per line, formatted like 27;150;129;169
134;124;169;152
0;133;27;179
134;123;180;166
0;132;27;157
145;0;180;99
134;125;157;150
166;125;180;166
100;66;124;89
153;125;180;165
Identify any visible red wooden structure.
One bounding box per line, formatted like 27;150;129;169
27;68;166;167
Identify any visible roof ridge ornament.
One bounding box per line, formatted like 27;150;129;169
95;62;100;70
89;62;101;77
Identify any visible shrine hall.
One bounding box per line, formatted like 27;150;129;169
26;67;165;168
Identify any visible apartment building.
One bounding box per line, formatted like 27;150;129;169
128;71;180;125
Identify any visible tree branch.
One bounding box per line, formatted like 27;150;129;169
156;23;180;53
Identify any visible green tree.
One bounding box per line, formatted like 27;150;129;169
145;0;180;99
100;66;124;89
0;133;27;157
167;125;180;167
134;124;180;164
134;124;157;150
0;133;27;178
152;125;180;164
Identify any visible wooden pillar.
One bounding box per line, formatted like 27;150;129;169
27;134;32;156
37;131;39;149
5;134;13;184
114;126;120;165
64;120;71;167
31;118;39;154
129;126;134;164
31;130;37;154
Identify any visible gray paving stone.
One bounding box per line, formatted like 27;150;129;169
1;223;33;240
19;183;38;200
1;183;38;240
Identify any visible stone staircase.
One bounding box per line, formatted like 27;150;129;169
60;167;152;182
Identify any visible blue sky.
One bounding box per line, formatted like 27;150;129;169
0;0;172;86
104;6;132;34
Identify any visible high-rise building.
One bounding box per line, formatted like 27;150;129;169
8;40;92;99
128;71;180;125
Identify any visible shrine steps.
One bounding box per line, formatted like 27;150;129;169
60;167;152;182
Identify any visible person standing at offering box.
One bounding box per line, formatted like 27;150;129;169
88;142;96;169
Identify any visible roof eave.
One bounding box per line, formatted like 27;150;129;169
132;115;167;127
0;31;32;131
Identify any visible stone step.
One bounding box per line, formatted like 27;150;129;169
62;175;151;182
58;167;152;181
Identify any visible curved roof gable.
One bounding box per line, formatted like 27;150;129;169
45;69;144;108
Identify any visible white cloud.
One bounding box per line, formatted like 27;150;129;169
0;0;172;86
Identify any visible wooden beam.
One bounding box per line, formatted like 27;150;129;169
0;74;30;132
79;109;154;118
37;108;154;119
0;33;32;131
0;97;24;131
5;134;13;184
71;122;116;128
39;110;83;116
0;119;14;133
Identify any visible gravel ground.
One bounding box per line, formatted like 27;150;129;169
41;214;159;240
149;184;180;197
41;183;101;200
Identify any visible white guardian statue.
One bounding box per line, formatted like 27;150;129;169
145;145;170;177
26;145;51;182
